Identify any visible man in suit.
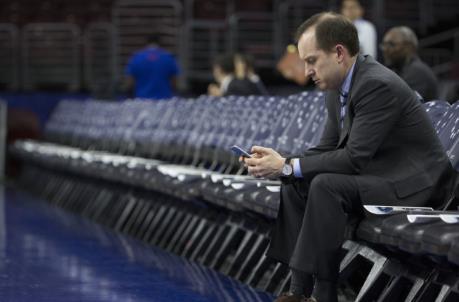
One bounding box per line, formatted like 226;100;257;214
243;12;454;302
381;26;439;101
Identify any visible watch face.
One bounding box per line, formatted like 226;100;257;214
283;164;293;176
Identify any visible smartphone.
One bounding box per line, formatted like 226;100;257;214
230;145;252;158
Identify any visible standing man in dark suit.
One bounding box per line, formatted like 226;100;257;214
381;26;439;101
243;12;454;302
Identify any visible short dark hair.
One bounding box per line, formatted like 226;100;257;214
213;53;235;74
295;12;360;56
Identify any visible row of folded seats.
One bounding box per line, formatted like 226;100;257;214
10;92;459;301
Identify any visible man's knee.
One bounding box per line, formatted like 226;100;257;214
309;174;334;193
309;173;361;211
281;181;309;207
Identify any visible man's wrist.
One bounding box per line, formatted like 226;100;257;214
281;158;293;176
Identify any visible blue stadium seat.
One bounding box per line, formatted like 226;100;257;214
423;100;451;129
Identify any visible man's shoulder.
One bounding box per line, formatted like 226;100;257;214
404;58;436;77
353;56;416;99
355;56;398;85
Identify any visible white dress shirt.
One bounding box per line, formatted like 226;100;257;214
354;18;377;59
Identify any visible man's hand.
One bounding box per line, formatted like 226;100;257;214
242;146;285;178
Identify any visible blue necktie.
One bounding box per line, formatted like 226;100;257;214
339;91;348;129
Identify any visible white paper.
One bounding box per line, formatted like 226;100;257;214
364;205;434;215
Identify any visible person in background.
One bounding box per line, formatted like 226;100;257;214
341;0;377;58
124;34;180;99
381;26;439;101
276;44;308;87
208;53;261;97
234;53;269;95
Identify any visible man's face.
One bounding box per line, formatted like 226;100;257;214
341;0;363;22
381;30;408;67
234;56;247;79
298;30;343;91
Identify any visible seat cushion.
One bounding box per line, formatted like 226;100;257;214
421;223;459;256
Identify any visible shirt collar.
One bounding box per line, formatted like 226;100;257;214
340;61;356;97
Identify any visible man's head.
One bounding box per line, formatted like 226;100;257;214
212;54;235;84
381;26;418;67
295;12;359;91
234;53;256;79
341;0;364;22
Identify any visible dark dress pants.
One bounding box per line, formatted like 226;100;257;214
266;173;364;280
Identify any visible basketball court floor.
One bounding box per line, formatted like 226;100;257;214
0;187;273;302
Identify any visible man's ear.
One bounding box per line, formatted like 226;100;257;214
335;44;346;63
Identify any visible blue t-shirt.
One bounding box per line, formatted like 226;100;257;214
125;47;179;99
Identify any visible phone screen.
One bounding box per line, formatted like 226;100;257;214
230;145;252;158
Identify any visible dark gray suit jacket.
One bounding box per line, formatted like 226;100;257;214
297;55;454;208
399;56;439;102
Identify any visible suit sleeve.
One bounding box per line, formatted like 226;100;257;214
298;79;402;178
304;94;339;155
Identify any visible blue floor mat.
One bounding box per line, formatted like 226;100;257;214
0;187;274;302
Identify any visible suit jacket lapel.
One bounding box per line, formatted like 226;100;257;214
337;54;366;148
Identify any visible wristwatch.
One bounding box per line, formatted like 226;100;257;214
282;159;293;176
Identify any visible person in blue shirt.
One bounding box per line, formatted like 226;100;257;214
124;34;180;99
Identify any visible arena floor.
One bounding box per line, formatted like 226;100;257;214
0;187;273;302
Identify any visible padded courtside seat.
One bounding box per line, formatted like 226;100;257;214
358;103;459;252
377;213;443;247
423;100;450;127
397;220;447;254
356;102;459;248
356;214;404;245
447;236;459;266
436;103;459;149
420;222;459;257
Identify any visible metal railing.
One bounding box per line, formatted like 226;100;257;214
277;0;333;58
113;0;183;83
84;22;116;97
419;27;459;76
182;20;228;82
184;0;235;21
0;1;455;93
0;24;19;90
229;12;276;68
22;23;80;91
